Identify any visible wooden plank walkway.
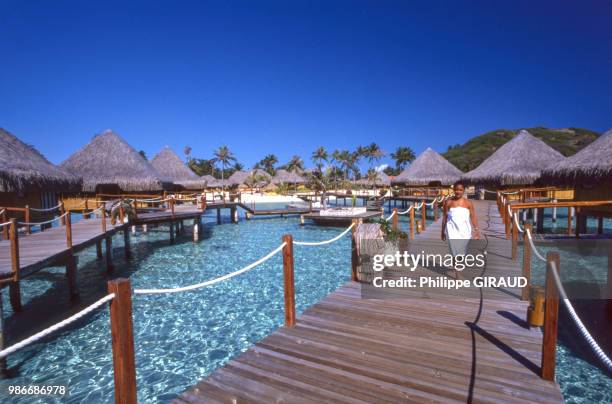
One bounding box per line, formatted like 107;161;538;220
175;200;563;403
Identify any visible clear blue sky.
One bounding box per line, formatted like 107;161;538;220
1;0;611;170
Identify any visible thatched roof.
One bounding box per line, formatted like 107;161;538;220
0;128;81;193
541;129;611;185
358;171;391;187
228;169;272;186
61;130;167;192
150;147;207;190
392;148;462;186
200;174;219;188
272;169;306;185
462;130;565;186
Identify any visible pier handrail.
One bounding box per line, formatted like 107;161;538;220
133;243;287;295
523;227;612;373
294;223;355;246
29;203;63;212
0;293;116;359
17;211;70;227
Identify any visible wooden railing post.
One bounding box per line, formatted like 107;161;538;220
409;207;415;240
433;200;438;221
24;205;31;234
282;235;295;327
522;224;532;301
171;197;175;216
541;252;560;381
119;203;125;224
9;218;22;311
351;219;359;281
65;213;73;249
60;202;66;226
101;204;107;232
1;210;8;240
392;208;398;231
201;194;206;212
511;210;518;260
107;278;137;404
421;200;426;230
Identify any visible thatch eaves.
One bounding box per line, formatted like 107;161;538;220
392;148;462;186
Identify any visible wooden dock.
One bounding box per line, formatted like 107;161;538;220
175;200;563;403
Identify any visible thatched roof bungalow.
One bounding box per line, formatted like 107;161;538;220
151;147;206;190
1;128;81;207
272;169;305;185
541;129;611;186
358;171;391;187
61;130;168;193
228;169;272;188
392;148;462;186
462;130;565;187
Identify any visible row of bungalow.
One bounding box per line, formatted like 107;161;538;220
1;127;610;213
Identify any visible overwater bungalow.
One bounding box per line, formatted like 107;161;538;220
356;171;391;189
228;169;272;191
61;130;170;196
0;128;81;210
151;146;207;191
541;128;612;231
271;169;305;185
462;130;565;192
391;147;462;197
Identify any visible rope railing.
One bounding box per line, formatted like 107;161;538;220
294;223;355;246
525;229;547;262
0;293;116;359
398;205;413;215
29;203;62;213
133;243;287;295
549;261;612;372
513;212;524;233
0;221;12;228
17;211;69;227
384;210;396;222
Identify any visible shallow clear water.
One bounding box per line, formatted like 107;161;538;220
1;202;608;403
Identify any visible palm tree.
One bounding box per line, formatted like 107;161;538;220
260;154;278;175
233;162;244;171
184;146;192;163
212;145;236;190
390;146;415;171
285;155;304;172
365;143;385;168
311;146;328;173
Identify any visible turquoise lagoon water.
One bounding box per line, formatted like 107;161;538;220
0;202;609;402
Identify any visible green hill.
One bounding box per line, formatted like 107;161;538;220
442;127;600;172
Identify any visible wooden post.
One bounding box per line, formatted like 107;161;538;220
392;208;398;232
65;254;79;302
119;204;125;224
60;202;66;226
101;204;107;232
522;224;532;301
567;207;573;236
409;207;415;240
421;200;426;230
106;236;114;273
123;229;131;258
433;200;438;221
512;211;518;260
1;210;8;240
282;235;295;327
351;219;358;281
171;197;175;216
575;208;581;238
169;222;175;244
65;212;73;249
107;278;137;404
541;252;560;381
201;195;206;212
0;290;6;376
25;205;30;234
9;219;22;312
96;240;103;259
216;208;221;224
597;217;604;235
536;208;544;233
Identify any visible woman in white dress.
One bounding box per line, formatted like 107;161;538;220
441;181;480;278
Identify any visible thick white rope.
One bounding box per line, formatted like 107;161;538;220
513;212;524;233
0;221;12;228
29;203;62;212
548;261;612;372
18;211;69;226
0;293;115;359
384;210;396;222
501;191;520;195
525;229;547;262
134;243;287;295
398;206;413;215
507;204;513;218
294;223;355;246
483;189;498;194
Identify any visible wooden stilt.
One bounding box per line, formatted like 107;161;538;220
9;219;21;312
123;230;131;258
536;208;544;233
65;254;79;302
216;208;221;224
106;236;114;273
282;235;295;327
96;240;103;259
409;207;415;240
169;222;175;244
421;200;426;230
597;217;603;234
